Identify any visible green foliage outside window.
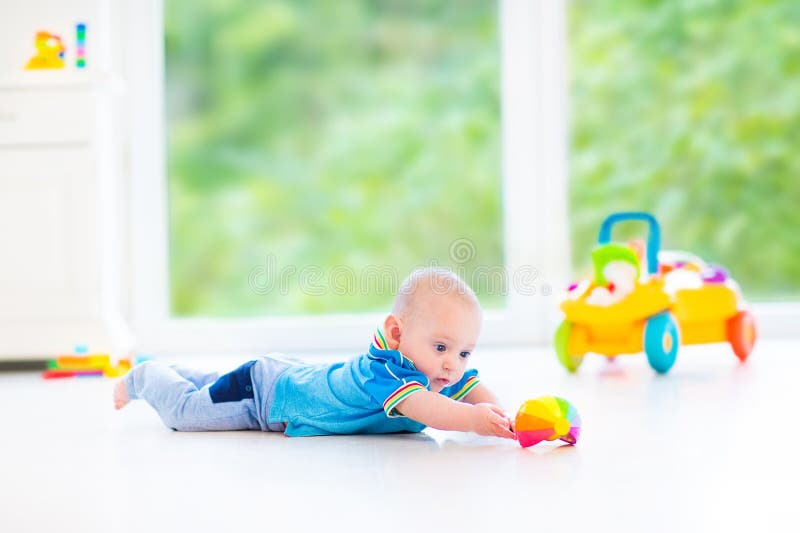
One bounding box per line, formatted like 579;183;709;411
165;1;502;316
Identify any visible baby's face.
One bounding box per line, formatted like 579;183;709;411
396;293;482;392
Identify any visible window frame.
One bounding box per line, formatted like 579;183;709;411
123;0;571;354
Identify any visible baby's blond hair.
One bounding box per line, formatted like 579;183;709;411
392;267;479;318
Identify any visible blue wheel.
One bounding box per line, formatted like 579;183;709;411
644;312;680;374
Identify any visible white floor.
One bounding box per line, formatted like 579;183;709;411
1;340;799;533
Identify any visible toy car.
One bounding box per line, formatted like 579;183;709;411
555;211;756;374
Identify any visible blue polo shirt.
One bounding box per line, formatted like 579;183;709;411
268;328;481;437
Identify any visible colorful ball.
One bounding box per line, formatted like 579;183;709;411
515;396;581;448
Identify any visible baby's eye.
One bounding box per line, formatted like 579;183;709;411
435;344;446;352
460;351;471;358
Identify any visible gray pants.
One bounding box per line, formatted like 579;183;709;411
124;356;292;432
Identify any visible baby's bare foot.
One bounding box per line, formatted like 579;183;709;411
113;380;130;410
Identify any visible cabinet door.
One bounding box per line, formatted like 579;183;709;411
0;147;103;354
0;89;92;145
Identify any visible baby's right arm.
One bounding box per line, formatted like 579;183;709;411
396;391;515;439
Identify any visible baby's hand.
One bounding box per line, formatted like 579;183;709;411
470;403;516;440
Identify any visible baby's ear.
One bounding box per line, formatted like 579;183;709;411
383;314;402;350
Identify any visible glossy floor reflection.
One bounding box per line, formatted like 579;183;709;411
1;340;797;532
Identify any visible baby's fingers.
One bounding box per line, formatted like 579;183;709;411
488;406;515;428
493;423;517;440
490;414;516;440
488;404;508;417
489;412;509;428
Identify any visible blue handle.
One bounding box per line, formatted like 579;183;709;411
597;212;661;275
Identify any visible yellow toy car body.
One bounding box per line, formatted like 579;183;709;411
556;212;756;374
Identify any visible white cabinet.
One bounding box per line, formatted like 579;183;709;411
0;81;129;357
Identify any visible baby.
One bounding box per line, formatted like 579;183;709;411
114;267;516;439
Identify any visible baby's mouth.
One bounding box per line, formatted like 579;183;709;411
434;378;450;387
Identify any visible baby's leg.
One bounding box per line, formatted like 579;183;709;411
119;361;259;431
115;364;218;409
168;365;220;389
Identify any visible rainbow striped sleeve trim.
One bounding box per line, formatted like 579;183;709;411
383;381;426;417
373;329;389;351
449;376;480;401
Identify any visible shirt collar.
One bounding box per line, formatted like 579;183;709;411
370;327;416;368
371;328;390;351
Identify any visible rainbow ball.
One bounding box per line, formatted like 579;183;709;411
515;396;581;448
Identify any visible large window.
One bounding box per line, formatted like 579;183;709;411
128;0;568;351
568;0;800;300
164;0;503;317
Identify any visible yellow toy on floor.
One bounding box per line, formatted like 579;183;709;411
25;31;66;69
556;212;756;374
